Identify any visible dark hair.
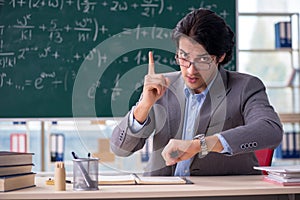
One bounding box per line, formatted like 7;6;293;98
172;8;235;66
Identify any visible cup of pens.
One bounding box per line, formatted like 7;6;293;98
73;157;99;191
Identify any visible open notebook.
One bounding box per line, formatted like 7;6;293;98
98;174;191;185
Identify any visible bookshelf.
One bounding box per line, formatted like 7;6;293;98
238;12;299;113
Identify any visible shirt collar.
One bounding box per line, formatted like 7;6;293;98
184;72;218;102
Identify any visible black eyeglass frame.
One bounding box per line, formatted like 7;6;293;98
175;54;215;71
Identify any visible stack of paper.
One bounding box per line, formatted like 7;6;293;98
254;165;300;186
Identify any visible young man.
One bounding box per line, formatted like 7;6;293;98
110;8;283;176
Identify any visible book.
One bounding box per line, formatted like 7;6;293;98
0;151;34;167
0;173;36;192
263;176;300;186
269;171;300;178
0;164;34;176
267;173;300;183
98;174;189;185
253;165;300;173
135;176;188;185
99;174;136;185
254;165;300;186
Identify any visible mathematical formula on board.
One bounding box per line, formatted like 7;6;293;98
1;0;227;16
0;0;236;117
0;49;177;95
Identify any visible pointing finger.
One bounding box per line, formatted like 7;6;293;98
148;51;155;75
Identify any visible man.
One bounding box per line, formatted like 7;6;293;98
110;8;283;176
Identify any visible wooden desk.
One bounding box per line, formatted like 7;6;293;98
1;175;300;200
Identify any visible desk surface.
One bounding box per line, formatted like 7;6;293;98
1;175;300;199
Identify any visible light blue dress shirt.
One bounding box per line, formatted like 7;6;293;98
174;87;208;176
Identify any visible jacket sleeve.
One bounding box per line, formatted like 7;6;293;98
220;76;283;155
110;108;156;157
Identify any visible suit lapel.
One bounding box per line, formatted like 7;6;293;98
167;72;186;140
195;68;230;136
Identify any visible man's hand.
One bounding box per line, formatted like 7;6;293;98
161;139;200;166
133;51;170;123
142;51;170;107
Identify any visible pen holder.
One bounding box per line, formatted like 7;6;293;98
54;162;66;191
73;158;99;191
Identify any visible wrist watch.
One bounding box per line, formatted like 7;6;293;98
193;134;208;158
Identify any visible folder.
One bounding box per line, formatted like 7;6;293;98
50;133;65;162
10;133;27;153
275;131;300;159
296;132;300;158
275;21;292;48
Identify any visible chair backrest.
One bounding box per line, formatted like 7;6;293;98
255;149;274;175
255;148;274;166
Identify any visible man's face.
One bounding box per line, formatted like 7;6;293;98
178;37;219;94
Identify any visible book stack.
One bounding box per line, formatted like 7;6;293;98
254;165;300;186
0;151;36;192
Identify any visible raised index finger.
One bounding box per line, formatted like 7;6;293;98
148;51;155;75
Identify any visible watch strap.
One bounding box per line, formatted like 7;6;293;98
193;134;208;158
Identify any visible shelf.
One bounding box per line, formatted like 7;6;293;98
279;113;300;123
239;12;299;17
238;11;300;123
239;49;298;52
272;158;300;166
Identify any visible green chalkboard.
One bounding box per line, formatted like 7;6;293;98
0;0;236;118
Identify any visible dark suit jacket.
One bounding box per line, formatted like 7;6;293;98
111;68;283;176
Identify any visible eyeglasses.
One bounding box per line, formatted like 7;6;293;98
175;54;215;71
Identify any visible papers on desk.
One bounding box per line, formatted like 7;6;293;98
254;165;300;186
98;174;189;185
253;165;300;173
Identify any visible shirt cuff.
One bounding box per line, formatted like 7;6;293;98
216;134;233;154
129;106;147;133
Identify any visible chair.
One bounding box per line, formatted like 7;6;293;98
254;148;274;175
